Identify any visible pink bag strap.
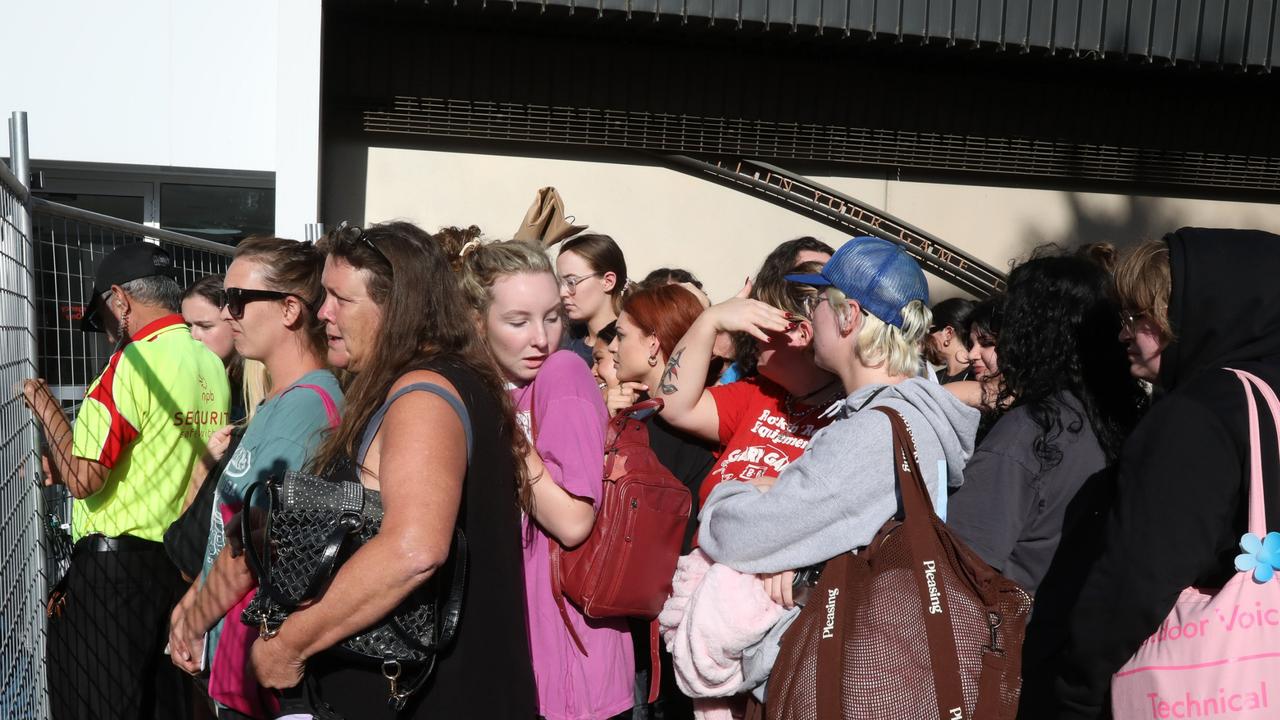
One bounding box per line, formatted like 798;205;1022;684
1226;369;1280;536
284;382;341;430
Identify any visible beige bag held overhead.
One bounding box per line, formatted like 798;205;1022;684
767;407;1032;720
512;186;587;248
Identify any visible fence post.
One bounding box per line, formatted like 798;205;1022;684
8;109;49;720
10;113;39;402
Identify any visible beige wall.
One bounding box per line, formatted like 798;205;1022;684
359;146;1280;302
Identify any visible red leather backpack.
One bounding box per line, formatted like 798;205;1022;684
541;398;693;702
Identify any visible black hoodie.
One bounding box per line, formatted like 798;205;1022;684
1046;228;1280;719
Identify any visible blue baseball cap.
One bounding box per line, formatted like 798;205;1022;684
785;237;928;328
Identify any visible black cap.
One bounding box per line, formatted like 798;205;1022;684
83;243;179;333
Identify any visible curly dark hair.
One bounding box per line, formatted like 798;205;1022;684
968;295;1004;346
994;255;1147;469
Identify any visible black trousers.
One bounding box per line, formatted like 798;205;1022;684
47;539;190;720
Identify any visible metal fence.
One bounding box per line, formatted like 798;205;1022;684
2;111;234;719
1;112;48;720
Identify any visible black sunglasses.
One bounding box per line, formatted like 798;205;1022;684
333;221;391;272
220;287;311;320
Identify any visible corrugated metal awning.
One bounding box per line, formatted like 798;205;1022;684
443;0;1278;71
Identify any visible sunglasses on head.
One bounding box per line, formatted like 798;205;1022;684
220;287;311;320
333;221;392;272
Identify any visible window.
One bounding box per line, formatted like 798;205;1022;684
160;184;275;244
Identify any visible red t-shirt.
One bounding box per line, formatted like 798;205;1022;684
701;377;839;507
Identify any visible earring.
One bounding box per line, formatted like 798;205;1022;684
120;308;131;338
648;354;658;367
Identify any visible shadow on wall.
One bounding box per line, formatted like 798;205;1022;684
1017;193;1177;265
1015;191;1279;268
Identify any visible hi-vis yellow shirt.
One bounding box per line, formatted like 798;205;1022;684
71;314;231;542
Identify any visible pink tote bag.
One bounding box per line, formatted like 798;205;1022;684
1111;369;1280;719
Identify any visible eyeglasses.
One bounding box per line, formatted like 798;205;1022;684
1120;310;1146;332
333;221;392;273
802;294;829;318
803;287;868;319
559;273;599;295
221;287;310;320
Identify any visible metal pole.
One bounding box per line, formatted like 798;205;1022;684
10;113;31;239
305;222;325;243
10;110;50;720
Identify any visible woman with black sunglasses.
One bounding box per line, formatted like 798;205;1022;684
168;236;343;719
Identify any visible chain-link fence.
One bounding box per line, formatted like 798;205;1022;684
1;113;47;720
3;111;234;719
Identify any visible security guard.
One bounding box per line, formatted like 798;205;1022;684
24;243;229;720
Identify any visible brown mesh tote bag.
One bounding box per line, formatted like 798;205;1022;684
767;406;1032;720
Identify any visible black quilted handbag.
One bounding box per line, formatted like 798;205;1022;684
239;470;466;707
239;381;472;710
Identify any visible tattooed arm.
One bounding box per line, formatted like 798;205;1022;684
656;293;789;441
653;311;721;441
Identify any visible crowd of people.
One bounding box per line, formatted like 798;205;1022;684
20;220;1280;720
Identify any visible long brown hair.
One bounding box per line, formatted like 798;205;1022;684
311;222;534;513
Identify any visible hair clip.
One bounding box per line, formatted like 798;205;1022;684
459;239;482;258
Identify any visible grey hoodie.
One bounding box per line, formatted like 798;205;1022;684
698;378;979;574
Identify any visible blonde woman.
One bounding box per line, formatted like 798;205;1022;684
458;239;634;720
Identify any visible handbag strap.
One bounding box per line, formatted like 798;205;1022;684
241;478;364;617
873;406;969;720
1227;368;1280;536
815;549;854;718
358;382;473;465
437;527;468;648
241;479;269;594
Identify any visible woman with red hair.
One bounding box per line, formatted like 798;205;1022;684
608;283;716;719
612;285;706;399
610;284;717;523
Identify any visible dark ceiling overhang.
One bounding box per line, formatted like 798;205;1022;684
322;1;1280;202
423;0;1277;72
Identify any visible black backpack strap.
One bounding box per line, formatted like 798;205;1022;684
357;382;473;465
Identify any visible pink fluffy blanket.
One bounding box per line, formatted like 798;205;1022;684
658;550;787;719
